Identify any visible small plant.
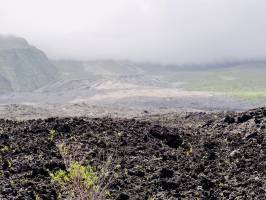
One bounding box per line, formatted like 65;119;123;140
58;143;69;156
52;142;115;199
0;145;10;153
50;141;115;200
50;161;106;199
177;142;193;156
185;143;193;156
49;129;57;141
35;193;43;200
56;142;72;168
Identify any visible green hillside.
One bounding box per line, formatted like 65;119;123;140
166;63;266;101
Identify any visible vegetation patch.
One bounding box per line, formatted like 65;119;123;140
50;162;101;199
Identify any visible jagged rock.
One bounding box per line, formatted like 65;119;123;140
0;108;265;199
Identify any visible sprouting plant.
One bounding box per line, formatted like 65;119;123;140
35;193;43;200
56;142;72;168
185;143;193;156
58;142;69;156
176;142;193;156
49;129;57;141
0;145;11;153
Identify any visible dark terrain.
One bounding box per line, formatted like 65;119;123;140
0;108;266;199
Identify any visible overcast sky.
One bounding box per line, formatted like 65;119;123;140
1;0;266;64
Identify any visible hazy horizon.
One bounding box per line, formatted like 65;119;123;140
1;0;266;64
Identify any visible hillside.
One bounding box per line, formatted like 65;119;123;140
0;74;12;92
0;57;264;110
0;35;58;92
0;108;265;199
0;36;264;110
53;60;145;80
49;59;266;108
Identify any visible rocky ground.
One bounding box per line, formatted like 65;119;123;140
0;107;265;199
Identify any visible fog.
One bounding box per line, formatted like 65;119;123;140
1;0;266;64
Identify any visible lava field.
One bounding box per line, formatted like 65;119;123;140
0;108;266;199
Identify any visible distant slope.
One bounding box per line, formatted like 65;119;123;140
163;62;266;101
53;59;145;80
52;59;266;103
53;58;266;78
0;74;12;92
0;35;58;92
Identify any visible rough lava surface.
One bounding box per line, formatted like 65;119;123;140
0;108;265;199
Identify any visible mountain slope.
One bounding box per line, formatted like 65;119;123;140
53;59;145;80
0;35;58;92
0;74;12;92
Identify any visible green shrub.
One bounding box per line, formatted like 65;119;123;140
50;161;99;199
52;141;114;199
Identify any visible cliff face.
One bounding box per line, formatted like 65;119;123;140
0;35;58;92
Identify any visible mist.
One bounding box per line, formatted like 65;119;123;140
1;0;266;64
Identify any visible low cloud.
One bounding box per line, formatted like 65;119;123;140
1;0;266;64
